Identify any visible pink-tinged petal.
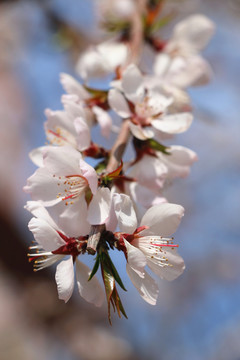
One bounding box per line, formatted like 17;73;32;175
56;195;91;237
55;256;74;303
79;159;98;195
74;117;91;151
122;64;144;104
45;109;76;138
87;187;111;224
126;264;159;305
128;182;167;220
108;193;137;234
147;251;185;281
153;53;171;76
140;203;184;237
28;217;65;251
29;146;47;167
144;92;173;117
160;145;197;179
108;89;132;118
129;123;154;140
62;95;86;119
76;47;109;80
167;55;212;88
173;14;215;52
152;112;193;134
25;201;59;230
128;155;168;192
60;73;89;99
123;239;146;277
24;167;64;206
43;145;82;176
76;259;104;307
98;41;128;70
92;106;112;138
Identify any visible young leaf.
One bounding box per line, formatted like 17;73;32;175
148;139;171;155
102;251;127;291
88;254;100;281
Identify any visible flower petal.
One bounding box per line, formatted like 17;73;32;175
60;73;89;99
43;145;82;176
55;256;74;303
152;112;193;134
129;123;154;140
87;187;111;224
126;264;159;305
56;195;91;237
108;89;132;118
92;106;112;138
24;167;63;206
122;64;144;104
25;201;59;229
124;239;146;277
79;159;98;195
173;14;215;52
76;259;104;307
140;203;184;237
28;217;65;251
109;193;137;233
74;117;91;151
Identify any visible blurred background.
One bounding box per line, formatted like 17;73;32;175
0;0;240;359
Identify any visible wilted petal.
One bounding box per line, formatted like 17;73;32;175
76;259;104;307
126;264;159;305
55;256;74;303
140;203;184;237
108;89;132;118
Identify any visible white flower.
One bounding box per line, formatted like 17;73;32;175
26;201;104;306
24;145;111;234
76;40;129;81
109;64;193;140
154;14;215;88
127;145;198;191
60;73;112;138
44;106;91;151
115;202;185;304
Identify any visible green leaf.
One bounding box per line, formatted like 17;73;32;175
111;287;128;320
83;85;108;98
149;13;174;34
95;160;107;174
101;264;115;325
102;252;127;291
88;254;100;281
148;139;171;155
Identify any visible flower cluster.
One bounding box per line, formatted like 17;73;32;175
24;1;214;323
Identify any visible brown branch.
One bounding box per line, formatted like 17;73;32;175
106;119;131;173
86;120;131;254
